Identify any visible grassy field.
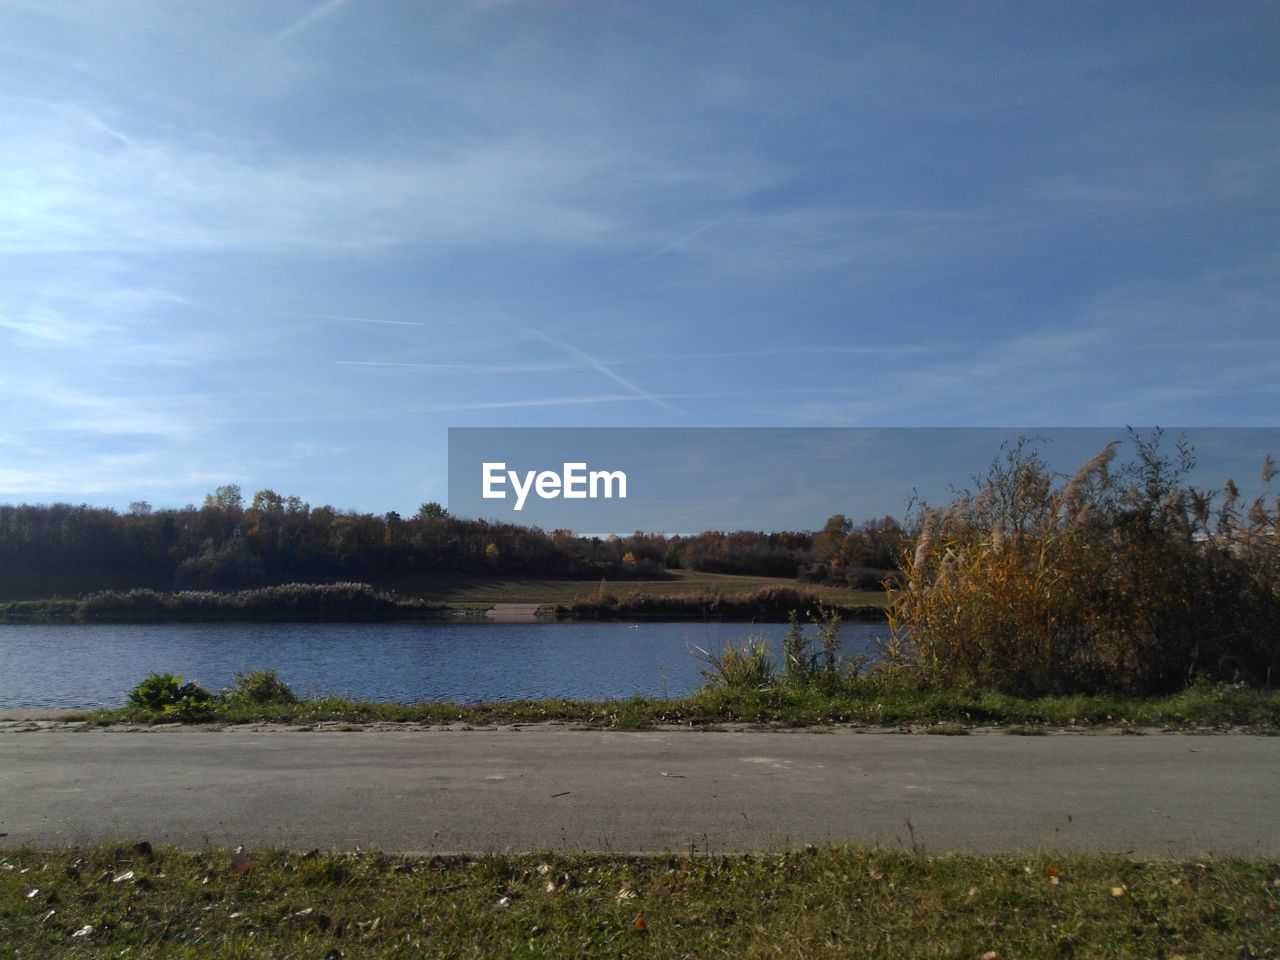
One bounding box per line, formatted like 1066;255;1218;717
393;570;886;607
2;844;1276;958
83;680;1280;731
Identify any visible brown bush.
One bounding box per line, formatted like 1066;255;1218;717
886;434;1279;695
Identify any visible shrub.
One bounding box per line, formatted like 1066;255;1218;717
886;433;1280;695
127;673;214;720
227;668;297;705
77;583;442;623
694;637;775;689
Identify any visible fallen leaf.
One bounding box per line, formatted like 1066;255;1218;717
965;886;979;901
633;914;648;934
230;848;251;876
616;885;638;903
980;952;999;960
536;863;551;876
72;924;94;938
1111;886;1126;897
1048;876;1060;886
497;896;511;908
1043;865;1061;878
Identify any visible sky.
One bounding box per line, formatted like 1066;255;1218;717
2;1;1278;518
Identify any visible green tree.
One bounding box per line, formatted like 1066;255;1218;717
203;484;244;512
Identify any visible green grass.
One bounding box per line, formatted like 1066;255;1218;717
81;681;1280;731
1;844;1276;958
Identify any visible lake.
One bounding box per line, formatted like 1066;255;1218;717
0;621;889;709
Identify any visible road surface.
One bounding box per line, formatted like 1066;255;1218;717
1;727;1276;857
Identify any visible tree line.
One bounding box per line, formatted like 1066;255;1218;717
0;484;905;599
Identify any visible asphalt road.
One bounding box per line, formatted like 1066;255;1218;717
1;728;1277;857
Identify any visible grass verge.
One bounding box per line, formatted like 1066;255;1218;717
1;844;1276;958
81;681;1280;731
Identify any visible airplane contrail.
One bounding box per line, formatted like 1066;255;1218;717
266;0;352;45
281;312;425;327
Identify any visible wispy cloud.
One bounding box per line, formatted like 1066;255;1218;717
0;102;628;254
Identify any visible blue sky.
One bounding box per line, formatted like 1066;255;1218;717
2;1;1278;516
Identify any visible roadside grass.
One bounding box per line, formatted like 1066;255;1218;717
81;681;1280;731
2;844;1277;958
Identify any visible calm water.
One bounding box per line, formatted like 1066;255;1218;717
0;621;889;709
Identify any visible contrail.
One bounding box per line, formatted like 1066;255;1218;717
464;296;689;417
602;344;942;365
282;312;424;327
334;360;583;373
414;394;651;413
525;328;688;416
619;218;724;270
266;0;351;45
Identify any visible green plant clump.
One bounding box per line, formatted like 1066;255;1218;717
226;668;297;705
694;635;775;689
126;672;215;721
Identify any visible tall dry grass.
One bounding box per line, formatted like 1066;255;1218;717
886;433;1279;695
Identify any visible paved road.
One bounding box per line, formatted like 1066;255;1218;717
1;729;1277;857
